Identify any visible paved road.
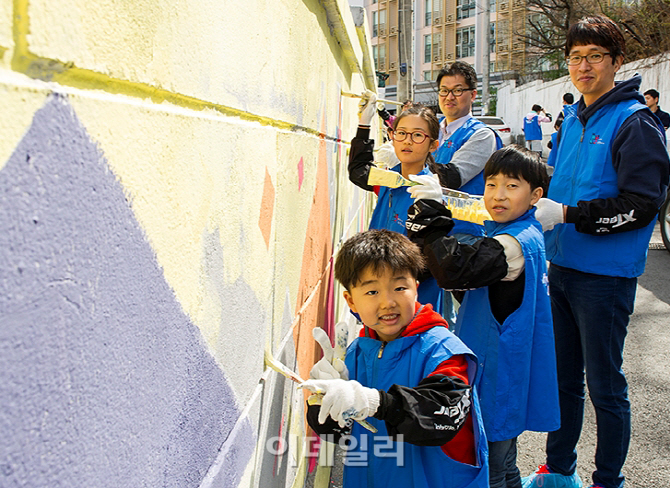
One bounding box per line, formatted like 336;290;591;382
518;226;670;487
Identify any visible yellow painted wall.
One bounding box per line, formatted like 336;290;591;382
0;0;378;486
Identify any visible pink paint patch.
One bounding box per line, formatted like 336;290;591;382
298;157;304;191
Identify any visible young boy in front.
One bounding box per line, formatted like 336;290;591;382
406;145;560;488
303;229;489;488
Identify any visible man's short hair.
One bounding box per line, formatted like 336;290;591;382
644;89;660;100
532;104;543;112
334;229;425;291
436;61;478;90
565;15;625;63
563;93;575;104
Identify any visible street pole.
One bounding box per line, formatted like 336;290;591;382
481;0;491;115
397;0;413;103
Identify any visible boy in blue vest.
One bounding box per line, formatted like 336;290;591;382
523;105;552;158
303;229;489;488
406;145;560;488
526;15;669;488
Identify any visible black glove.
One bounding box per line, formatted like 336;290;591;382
406;199;454;246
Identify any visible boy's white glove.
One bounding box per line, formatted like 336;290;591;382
310;328;349;380
407;174;443;202
358;90;378;126
535;198;565;232
301;379;380;428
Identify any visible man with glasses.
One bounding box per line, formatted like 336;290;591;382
525;15;669;488
433;61;502;241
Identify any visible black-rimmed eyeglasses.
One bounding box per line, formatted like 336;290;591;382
438;88;473;97
565;52;611;66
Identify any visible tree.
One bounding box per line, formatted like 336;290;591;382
513;0;670;83
606;0;670;62
516;0;602;78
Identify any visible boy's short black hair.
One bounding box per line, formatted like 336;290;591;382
644;89;660;100
532;104;543;112
565;15;625;63
436;61;478;90
484;145;549;195
563;93;575;104
334;229;425;291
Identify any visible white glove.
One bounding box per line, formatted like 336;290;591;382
407;174;443;202
375;142;401;170
358;89;378;126
310;328;349;380
535;198;565;232
301;379;380;428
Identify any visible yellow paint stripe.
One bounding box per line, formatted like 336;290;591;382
10;0;349;143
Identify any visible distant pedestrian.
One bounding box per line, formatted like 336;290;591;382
547;94;575;167
522;105;552;157
643;89;670;130
553;93;575;131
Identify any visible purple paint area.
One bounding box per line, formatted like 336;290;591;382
0;94;254;487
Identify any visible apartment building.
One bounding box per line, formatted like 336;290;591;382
362;0;535;106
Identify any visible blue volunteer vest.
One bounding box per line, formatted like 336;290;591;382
523;114;542;141
434;118;502;236
546;99;656;278
343;326;489;488
546;132;558;167
368;165;445;315
453;209;560;442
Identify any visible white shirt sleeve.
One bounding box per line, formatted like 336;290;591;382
492;234;525;281
449;128;498;185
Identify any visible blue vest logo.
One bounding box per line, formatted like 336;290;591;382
589;133;606;145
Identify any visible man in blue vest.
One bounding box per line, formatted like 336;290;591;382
523;105;552;157
432;61;502;242
524;15;670;488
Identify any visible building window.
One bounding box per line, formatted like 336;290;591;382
424;34;432;63
374;44;387;70
379;9;386;36
490;22;496;53
490;0;496;13
373;11;378;38
432;32;442;62
423;70;433;81
456;26;476;58
457;0;476;19
425;0;432;26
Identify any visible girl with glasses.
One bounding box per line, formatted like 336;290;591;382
348;91;447;317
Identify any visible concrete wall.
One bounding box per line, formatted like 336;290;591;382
0;1;378;487
497;54;670;152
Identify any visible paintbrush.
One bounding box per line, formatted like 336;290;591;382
264;343;377;433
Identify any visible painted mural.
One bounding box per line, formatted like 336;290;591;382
0;0;377;487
